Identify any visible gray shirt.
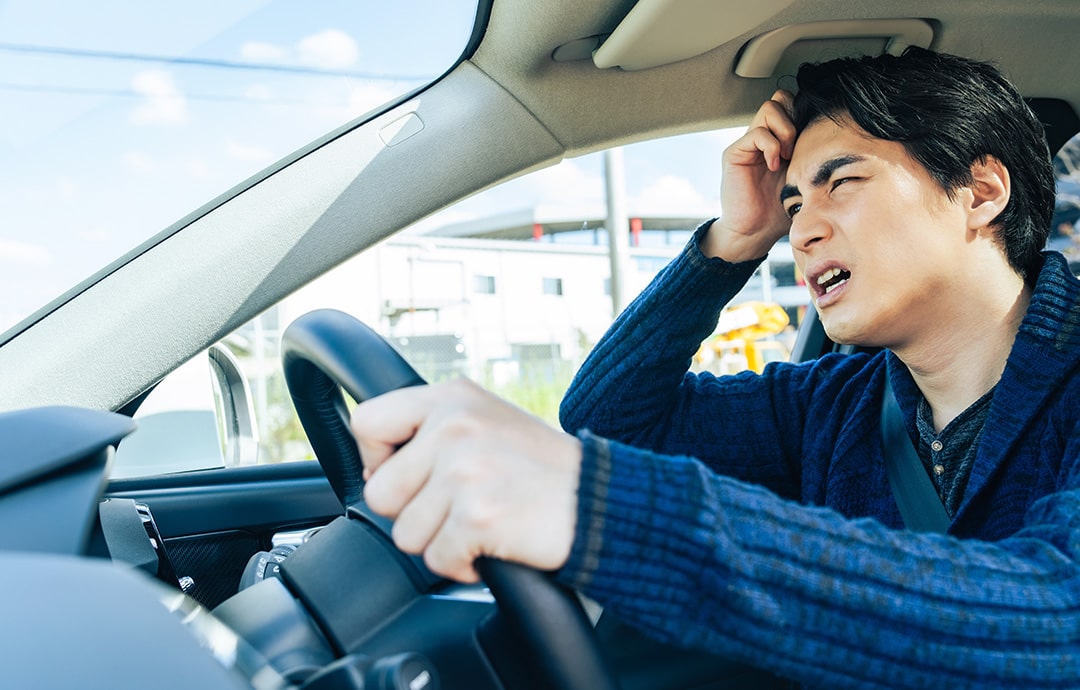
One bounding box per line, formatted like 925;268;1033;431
915;387;996;517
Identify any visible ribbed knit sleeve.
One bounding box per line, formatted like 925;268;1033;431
559;431;1080;689
560;221;758;442
559;222;805;495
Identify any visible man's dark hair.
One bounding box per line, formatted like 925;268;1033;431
792;47;1055;282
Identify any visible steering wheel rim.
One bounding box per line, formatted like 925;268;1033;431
281;308;620;690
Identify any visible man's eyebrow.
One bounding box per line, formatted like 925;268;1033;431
778;154;866;204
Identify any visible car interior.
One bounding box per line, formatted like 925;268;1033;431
1;0;1078;688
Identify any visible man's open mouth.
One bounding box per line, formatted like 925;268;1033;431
816;267;851;295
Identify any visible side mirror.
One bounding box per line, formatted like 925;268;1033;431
112;346;260;478
208;344;260;468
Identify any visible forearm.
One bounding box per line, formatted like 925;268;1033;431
559;221;764;447
560;433;1080;689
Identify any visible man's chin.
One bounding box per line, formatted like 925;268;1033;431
820;317;880;350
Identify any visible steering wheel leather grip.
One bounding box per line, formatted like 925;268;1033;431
282;309;425;508
281;309;621;690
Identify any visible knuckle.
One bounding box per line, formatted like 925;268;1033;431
440;413;481;443
446;376;479;398
421;548;446;576
460;501;497;532
363;476;405;517
449;492;501;541
445;456;483;486
391;521;422;554
422;545;464;581
363;481;388;512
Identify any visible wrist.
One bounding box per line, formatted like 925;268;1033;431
699;219;779;263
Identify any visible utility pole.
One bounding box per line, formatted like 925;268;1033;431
604;147;630;317
760;253;773;304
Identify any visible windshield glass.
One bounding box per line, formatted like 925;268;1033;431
0;0;478;334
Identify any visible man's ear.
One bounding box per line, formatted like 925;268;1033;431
966;156;1011;232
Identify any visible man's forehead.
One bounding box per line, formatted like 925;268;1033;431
788;118;881;181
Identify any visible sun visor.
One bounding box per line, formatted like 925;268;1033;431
734;19;936;79
592;0;797;71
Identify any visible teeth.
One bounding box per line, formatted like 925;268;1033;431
816;268;842;285
824;279;847;294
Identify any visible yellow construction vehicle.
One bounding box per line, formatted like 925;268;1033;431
695;301;792;375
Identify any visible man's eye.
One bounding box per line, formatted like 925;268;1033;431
830;177;856;191
785;202;802;219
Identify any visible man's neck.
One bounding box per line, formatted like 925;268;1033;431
894;273;1032;434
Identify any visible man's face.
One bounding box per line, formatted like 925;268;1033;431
782;116;973;348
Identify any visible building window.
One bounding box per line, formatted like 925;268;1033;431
474;274;496;294
634;256;670;272
542;277;563;296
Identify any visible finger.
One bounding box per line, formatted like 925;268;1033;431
728;125;786;172
748;96;793;131
361;428;438;518
350;386;436;476
748;97;797;161
423;509;483;583
390;477;451;555
770;89;795;115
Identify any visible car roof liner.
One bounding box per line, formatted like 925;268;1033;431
577;0;934;78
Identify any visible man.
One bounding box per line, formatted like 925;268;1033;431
351;48;1080;687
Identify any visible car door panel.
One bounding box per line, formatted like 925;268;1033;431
106;462;340;608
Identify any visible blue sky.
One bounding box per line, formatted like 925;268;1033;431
0;0;741;333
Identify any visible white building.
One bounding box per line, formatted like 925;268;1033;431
272;208;807;384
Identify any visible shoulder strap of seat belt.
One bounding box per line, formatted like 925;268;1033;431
880;376;951;533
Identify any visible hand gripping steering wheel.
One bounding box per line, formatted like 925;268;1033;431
281;309;620;690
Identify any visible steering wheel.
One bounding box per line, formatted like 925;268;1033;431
281;309;620;690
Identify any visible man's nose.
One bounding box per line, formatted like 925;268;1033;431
788;205;831;252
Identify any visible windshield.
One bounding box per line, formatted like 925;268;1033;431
0;0;478;334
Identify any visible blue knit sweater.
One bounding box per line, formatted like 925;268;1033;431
557;227;1080;688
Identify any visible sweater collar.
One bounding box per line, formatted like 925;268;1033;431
887;251;1080;518
968;252;1080;500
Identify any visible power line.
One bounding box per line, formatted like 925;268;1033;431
0;81;359;107
0;42;434;81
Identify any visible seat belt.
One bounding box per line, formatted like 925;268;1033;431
880;377;951;533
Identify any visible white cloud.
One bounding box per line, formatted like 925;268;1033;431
637;174;707;212
244;84;273;101
241;41;287;62
297;29;359;69
124;151;155;172
706;126;747;152
303;80;399;124
57;177;77;200
185;159;210;179
0;240;51;266
131;70;187;125
226;141;273;164
345;80;399;115
531;160;604;205
77;228;111;243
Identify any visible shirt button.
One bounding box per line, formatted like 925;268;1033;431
933;464;945;476
931;440;944;452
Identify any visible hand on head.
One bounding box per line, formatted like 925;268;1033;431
351;378;582;583
701;90;797;262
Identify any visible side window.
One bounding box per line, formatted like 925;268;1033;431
1052;133;1080;269
113;354;226;479
126;129;815;475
